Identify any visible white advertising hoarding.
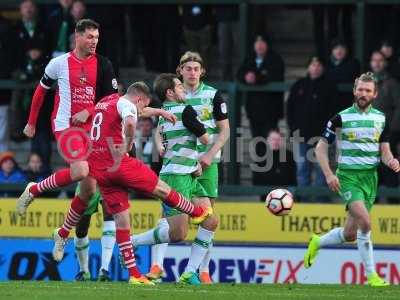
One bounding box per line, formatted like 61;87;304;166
161;245;400;284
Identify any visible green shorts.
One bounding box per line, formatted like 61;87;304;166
195;162;219;198
75;183;102;216
160;173;206;217
336;168;378;211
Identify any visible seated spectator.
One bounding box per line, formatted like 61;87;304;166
25;152;50;182
0;152;27;197
379;40;400;80
237;34;285;146
370;50;400;202
325;38;360;111
287;56;338;189
252;129;296;201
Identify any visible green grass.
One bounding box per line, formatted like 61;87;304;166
0;282;399;300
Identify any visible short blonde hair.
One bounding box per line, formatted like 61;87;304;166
354;72;378;92
176;51;206;78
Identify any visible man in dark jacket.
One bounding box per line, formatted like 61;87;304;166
252;129;296;201
325;38;360;112
370;50;400;201
237;34;285;142
287;56;338;188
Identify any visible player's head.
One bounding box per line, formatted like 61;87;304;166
75;19;99;56
126;81;152;111
154;73;185;103
370;50;387;74
177;51;205;88
353;72;378;110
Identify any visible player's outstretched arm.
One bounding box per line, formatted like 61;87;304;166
141;107;177;124
315;139;340;192
380;142;400;172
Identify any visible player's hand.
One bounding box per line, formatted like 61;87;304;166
326;174;340;193
199;154;212;169
157;144;165;157
71;109;90;125
161;111;177;125
192;163;203;177
23;124;36;138
388;158;400;172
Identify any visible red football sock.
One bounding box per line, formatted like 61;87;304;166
29;168;72;196
58;195;87;238
164;190;204;217
116;229;142;278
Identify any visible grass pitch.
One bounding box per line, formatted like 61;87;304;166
0;281;398;300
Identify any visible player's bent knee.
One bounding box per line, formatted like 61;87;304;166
201;215;218;232
70;163;89;181
152;179;170;199
344;231;357;242
169;226;188;242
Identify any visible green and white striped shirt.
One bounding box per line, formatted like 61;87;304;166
323;104;389;170
186;82;228;162
159;101;206;175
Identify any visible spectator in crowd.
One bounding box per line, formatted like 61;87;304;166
312;5;353;57
135;117;154;166
379;40;400;81
70;0;86;24
370;50;400;201
214;5;238;81
237;34;285;145
287;56;338;188
325;38;360;112
49;0;74;58
0;15;13;153
252;129;296;200
24;152;51;182
182;5;213;69
0;152;27;196
10;0;49;143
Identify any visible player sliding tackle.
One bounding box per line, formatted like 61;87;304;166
85;82;211;285
131;73;218;285
304;72;400;287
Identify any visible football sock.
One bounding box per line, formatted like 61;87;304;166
319;227;345;247
164;190;203;217
185;226;214;273
74;235;89;273
151;219;169;268
132;219;170;245
29;168;72;196
199;241;213;273
116;228;142;278
101;221;116;272
58;196;87;238
357;230;375;276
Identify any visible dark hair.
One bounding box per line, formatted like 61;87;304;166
75;18;99;33
370;50;386;61
153;73;178;103
307;55;325;66
126;81;151;98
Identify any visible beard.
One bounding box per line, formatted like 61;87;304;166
355;96;373;109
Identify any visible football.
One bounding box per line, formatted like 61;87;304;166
265;189;294;216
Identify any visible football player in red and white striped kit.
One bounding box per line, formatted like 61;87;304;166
16;19;118;259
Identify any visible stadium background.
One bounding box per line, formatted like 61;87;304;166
0;0;400;286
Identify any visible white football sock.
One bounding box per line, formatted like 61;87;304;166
199;241;213;272
185;227;214;273
357;230;375;276
319;227;345;247
132;218;170;245
152;243;168;268
101;220;116;271
74;236;89;273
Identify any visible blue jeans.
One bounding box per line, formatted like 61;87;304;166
295;143;326;187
